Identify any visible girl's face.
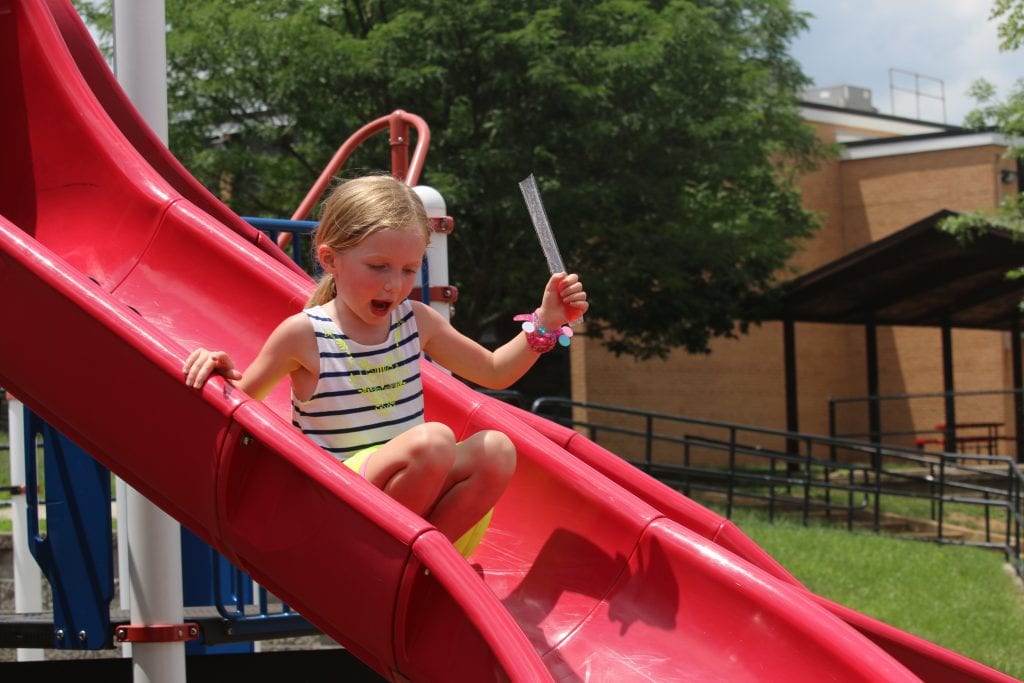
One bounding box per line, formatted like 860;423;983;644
320;227;426;332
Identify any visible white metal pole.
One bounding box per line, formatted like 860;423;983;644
8;397;44;662
413;186;452;321
124;485;185;682
113;0;168;140
112;2;186;681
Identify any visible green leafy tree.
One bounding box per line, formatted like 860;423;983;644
992;0;1024;51
78;0;827;360
942;1;1023;241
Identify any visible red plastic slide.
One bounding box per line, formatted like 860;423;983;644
506;406;1021;683
0;2;1015;680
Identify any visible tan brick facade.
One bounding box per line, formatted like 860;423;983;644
572;105;1019;454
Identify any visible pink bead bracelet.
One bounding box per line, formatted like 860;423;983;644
514;311;573;353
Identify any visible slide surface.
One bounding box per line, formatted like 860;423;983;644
0;2;1015;681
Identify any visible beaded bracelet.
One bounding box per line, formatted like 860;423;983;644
514;311;573;353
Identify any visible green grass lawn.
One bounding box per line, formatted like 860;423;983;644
729;508;1024;680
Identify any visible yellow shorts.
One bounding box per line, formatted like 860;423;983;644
342;445;378;476
342;445;492;558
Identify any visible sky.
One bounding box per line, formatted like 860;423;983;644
789;0;1022;126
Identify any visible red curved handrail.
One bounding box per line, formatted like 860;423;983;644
278;110;430;249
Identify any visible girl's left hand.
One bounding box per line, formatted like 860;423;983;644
537;272;588;329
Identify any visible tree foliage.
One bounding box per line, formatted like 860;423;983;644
79;0;827;359
992;0;1024;51
943;0;1023;242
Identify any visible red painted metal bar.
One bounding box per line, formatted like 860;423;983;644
115;623;200;644
280;110;431;249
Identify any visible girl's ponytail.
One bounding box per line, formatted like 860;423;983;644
306;273;336;308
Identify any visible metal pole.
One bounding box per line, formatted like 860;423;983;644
1011;315;1024;463
865;319;880;444
8;397;44;662
784;318;799;477
413;186;453;321
865;319;881;471
389;114;410;182
112;2;186;681
941;322;956;453
783;319;798;436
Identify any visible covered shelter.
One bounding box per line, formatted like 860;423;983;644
777;209;1024;461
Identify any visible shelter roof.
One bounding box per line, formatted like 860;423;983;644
779;210;1024;331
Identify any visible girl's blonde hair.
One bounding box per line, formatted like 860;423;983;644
307;175;430;307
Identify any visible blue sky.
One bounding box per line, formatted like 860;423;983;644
789;0;1022;125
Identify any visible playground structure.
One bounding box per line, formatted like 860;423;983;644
0;1;1020;680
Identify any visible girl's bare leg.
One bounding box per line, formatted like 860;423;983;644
360;424;516;542
425;430;516;541
362;422;458;517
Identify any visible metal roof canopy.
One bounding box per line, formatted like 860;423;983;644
782;210;1024;330
777;210;1024;461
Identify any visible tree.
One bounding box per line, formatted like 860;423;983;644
942;1;1023;240
79;0;828;360
992;0;1024;52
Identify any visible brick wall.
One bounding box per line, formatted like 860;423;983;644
571;115;1013;452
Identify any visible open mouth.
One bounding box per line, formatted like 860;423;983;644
370;299;391;316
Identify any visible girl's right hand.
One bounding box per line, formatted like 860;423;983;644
183;348;242;389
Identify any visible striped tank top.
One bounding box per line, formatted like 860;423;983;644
292;301;425;459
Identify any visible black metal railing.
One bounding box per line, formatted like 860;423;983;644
532;396;1024;578
827;388;1024;461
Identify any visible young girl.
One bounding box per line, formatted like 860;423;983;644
183;175;588;556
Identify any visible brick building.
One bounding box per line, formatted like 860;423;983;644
570;96;1022;456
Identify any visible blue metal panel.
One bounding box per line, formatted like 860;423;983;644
23;408;114;650
181;528;254;654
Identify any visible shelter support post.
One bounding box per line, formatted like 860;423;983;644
784;318;798;455
941;321;956;453
865;319;882;470
1012;315;1024;463
866;319;880;446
